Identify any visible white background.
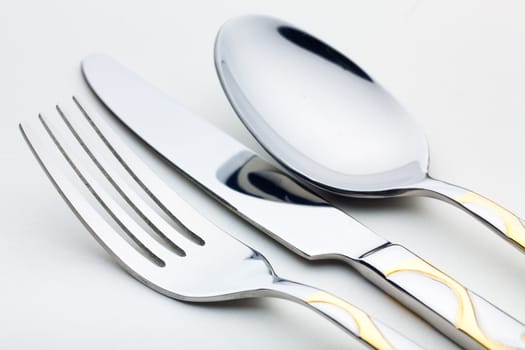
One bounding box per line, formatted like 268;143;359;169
2;1;525;349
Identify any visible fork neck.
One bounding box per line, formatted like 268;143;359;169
263;278;422;350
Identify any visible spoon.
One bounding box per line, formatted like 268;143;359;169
214;15;525;253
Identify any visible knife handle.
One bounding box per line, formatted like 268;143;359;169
272;279;424;350
357;244;525;349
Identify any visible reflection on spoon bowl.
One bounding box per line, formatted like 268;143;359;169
215;14;525;252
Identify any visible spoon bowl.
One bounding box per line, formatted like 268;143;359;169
215;16;428;195
215;15;525;252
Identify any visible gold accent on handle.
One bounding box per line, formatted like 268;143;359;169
458;191;525;248
385;259;512;350
305;291;393;350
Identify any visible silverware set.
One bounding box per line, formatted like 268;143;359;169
20;14;524;350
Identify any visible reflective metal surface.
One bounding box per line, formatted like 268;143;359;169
81;54;387;261
215;15;525;253
224;156;327;206
20;98;423;350
215;15;428;194
82;54;525;349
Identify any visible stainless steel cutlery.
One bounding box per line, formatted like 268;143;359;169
81;54;525;349
17;12;525;349
20;98;424;350
214;15;525;254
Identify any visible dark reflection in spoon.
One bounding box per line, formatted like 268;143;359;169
225;156;327;206
277;26;373;82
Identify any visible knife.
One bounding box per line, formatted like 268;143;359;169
82;54;525;350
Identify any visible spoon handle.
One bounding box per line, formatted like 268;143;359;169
357;244;525;349
416;177;525;253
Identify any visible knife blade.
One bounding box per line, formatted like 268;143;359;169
81;54;387;260
82;54;525;350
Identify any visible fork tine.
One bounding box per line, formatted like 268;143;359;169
36;112;174;264
20;120;163;273
55;104;191;255
72;97;212;244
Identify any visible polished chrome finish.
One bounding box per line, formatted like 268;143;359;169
81;55;525;349
81;54;387;261
20;98;423;350
215;15;427;194
359;245;525;350
214;15;525;253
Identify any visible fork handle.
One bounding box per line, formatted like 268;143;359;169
271;280;424;350
357;244;525;349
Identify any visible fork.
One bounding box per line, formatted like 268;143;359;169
19;97;424;350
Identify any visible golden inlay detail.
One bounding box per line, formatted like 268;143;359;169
458;191;525;249
305;291;393;350
385;259;513;350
